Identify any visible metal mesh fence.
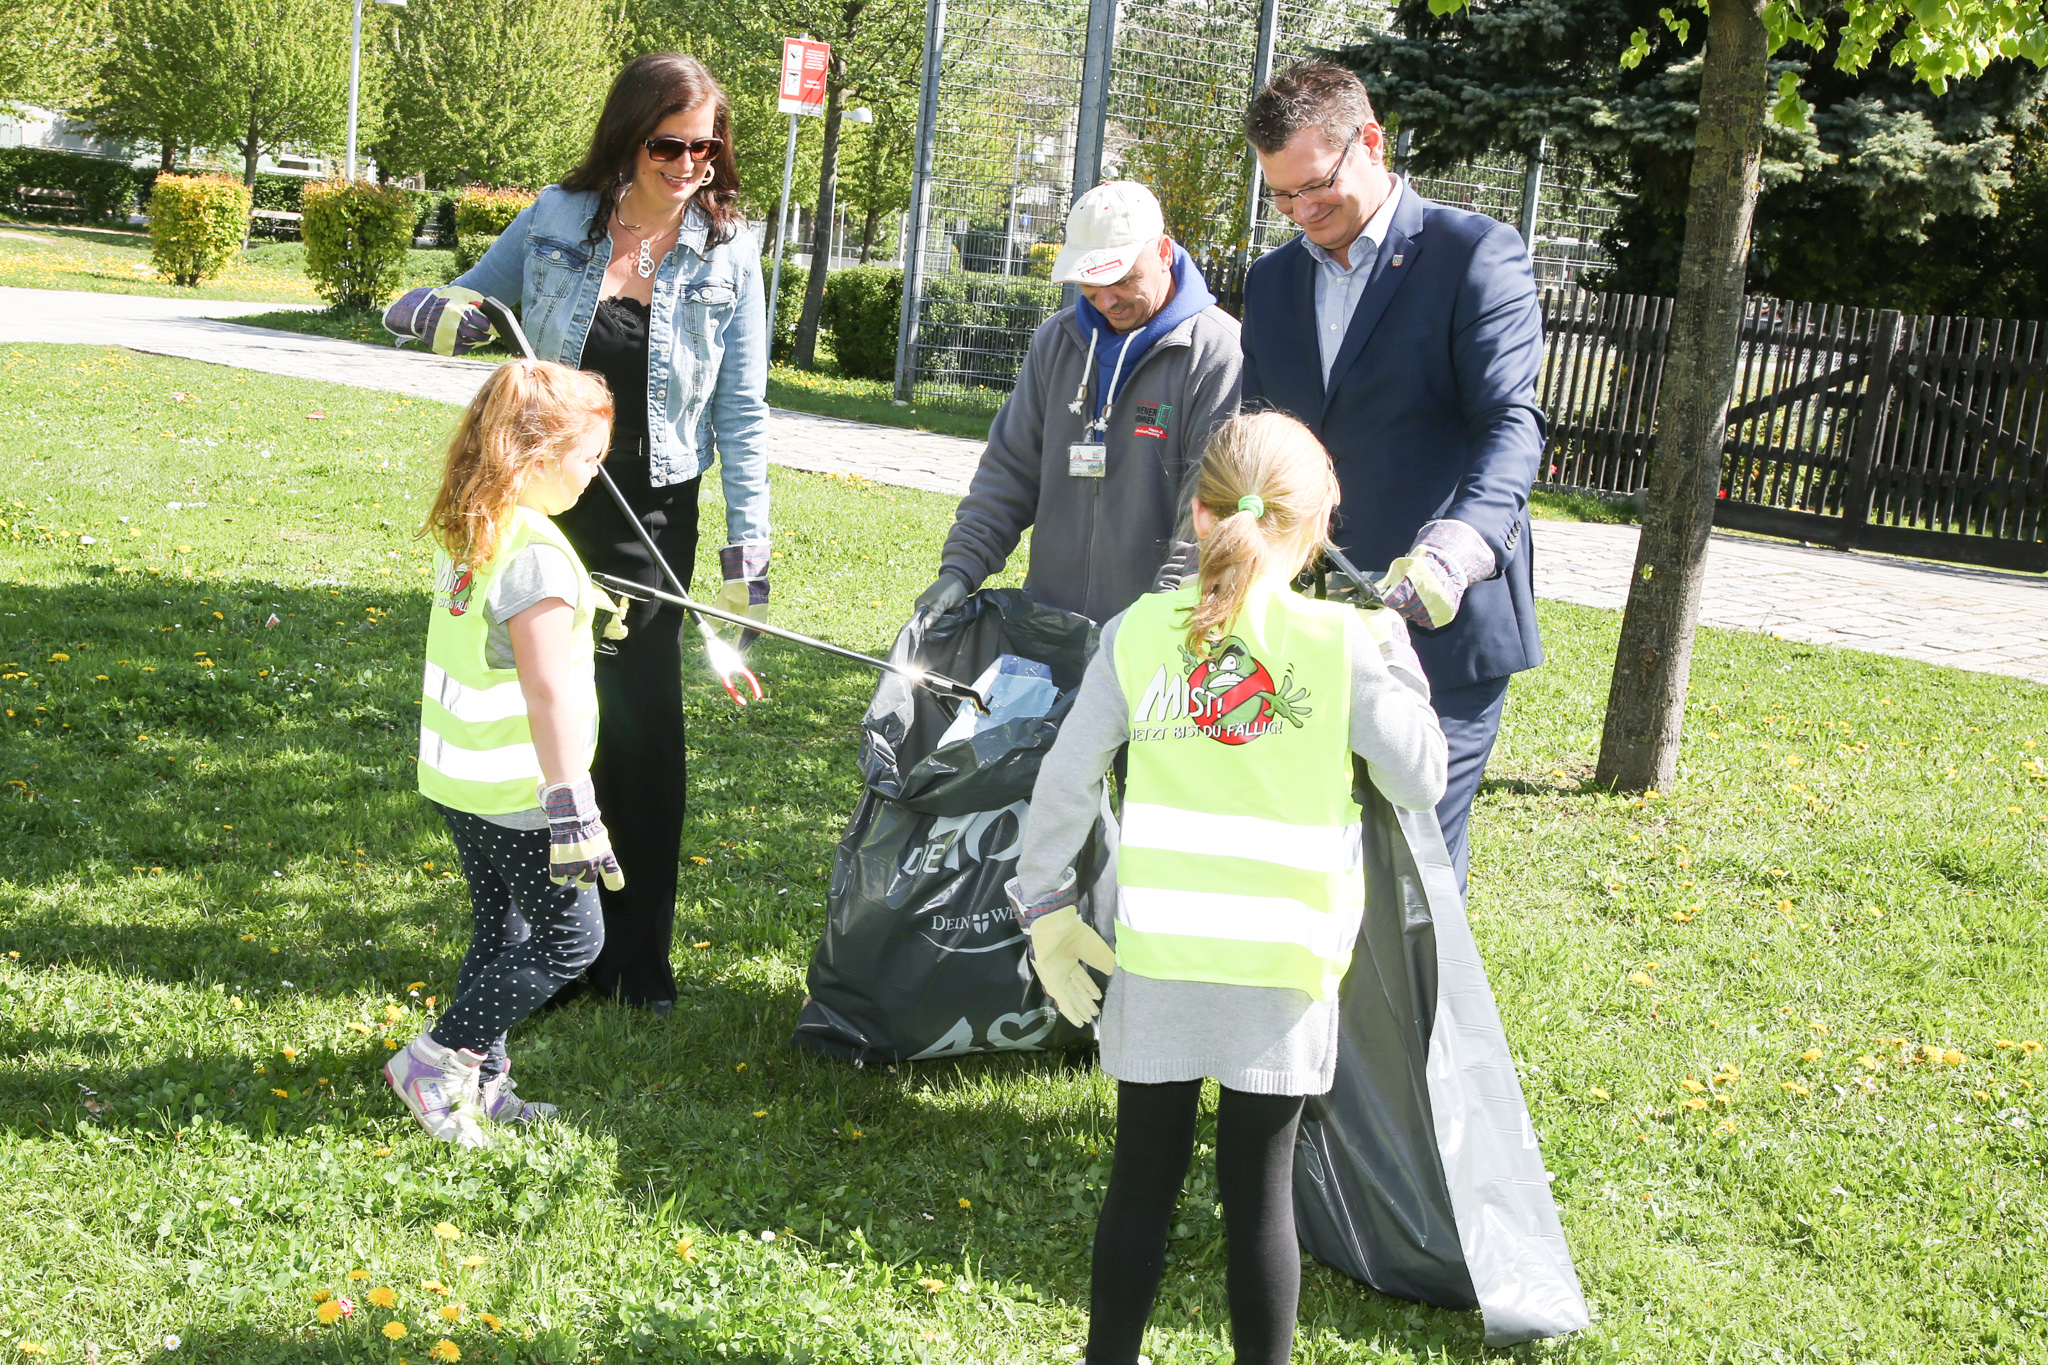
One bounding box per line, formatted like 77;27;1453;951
897;0;1624;408
901;0;1085;409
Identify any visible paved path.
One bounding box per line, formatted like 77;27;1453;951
6;287;2045;684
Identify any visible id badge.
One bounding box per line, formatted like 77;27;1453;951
1068;442;1105;478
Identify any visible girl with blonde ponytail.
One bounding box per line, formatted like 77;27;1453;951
1008;410;1449;1365
393;359;623;1149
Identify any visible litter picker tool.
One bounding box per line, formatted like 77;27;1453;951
472;295;763;705
471;295;987;716
591;574;989;715
1320;539;1387;609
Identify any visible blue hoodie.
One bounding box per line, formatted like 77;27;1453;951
1073;244;1217;426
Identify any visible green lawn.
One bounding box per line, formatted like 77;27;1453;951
2;343;2045;1364
0;222;455;306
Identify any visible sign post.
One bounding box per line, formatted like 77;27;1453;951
767;36;831;349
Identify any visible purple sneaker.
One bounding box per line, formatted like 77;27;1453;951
480;1066;557;1125
384;1030;490;1147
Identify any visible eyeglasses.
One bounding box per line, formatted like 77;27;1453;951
1265;138;1355;211
643;136;725;164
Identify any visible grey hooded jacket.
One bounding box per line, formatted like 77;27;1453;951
938;303;1243;625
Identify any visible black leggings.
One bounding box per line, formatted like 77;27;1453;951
1089;1080;1306;1365
430;805;605;1077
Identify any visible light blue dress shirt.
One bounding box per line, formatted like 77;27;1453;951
1301;176;1404;384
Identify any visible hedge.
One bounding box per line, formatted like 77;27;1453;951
764;259;808;363
0;147;145;222
148;175;252;286
918;275;1064;391
303;180;417;308
821;266;903;381
453;186;536;273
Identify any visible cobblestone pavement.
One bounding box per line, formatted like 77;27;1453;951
7;287;2044;683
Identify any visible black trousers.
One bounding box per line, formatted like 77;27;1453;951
1430;674;1512;894
1088;1080;1306;1365
557;470;702;1009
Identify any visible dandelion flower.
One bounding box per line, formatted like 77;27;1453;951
429;1339;461;1362
1973;1090;1991;1101
1680;1078;1706;1093
438;1303;463;1323
382;1322;408;1341
1682;1098;1707;1111
673;1237;696;1261
312;1288;333;1305
433;1222;461;1242
421;1280;447;1295
918;1278;946;1292
317;1300;345;1325
281;1047;297;1060
368;1287;397;1309
958;1198;972;1209
479;1313;502;1332
459;1256;482;1269
1780;1082;1810;1097
348;1269;368;1280
752;1110;767;1118
1801;1048;1822;1062
1995;1039;2015;1050
1589;1088;1611;1101
271;1088;289;1098
2022;1040;2042;1054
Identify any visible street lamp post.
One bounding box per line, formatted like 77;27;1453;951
346;0;407;181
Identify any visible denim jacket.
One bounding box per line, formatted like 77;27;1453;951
453;185;771;548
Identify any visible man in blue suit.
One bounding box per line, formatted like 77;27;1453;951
1241;61;1546;888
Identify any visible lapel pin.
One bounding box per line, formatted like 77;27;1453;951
1391;254;1404;267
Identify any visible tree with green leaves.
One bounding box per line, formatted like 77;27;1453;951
87;0;219;171
836;76;915;262
1347;0;2048;313
375;0;620;189
202;0;358;190
1398;0;2048;791
729;0;924;369
0;0;106;113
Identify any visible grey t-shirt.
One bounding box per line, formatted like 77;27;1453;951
477;541;582;830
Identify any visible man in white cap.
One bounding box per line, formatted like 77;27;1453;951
914;181;1243;625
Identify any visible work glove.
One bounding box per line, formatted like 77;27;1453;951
914;569;970;618
1007;873;1116;1027
715;542;770;642
539;775;625;891
1354;600;1429;697
1376;519;1497;630
384;285;494;356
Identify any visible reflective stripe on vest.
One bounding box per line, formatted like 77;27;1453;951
1111;583;1362;1000
417;506;598;815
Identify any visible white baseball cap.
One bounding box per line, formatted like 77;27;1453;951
1049;181;1166;286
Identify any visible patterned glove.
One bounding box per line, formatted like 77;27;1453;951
383;286;494;356
539;775;624;891
715;542;771;637
1006;873;1116;1027
1375;519;1498;630
1353;601;1429;697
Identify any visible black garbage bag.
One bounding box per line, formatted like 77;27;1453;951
791;589;1117;1065
1293;776;1589;1346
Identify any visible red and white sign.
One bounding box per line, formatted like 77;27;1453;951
778;38;831;117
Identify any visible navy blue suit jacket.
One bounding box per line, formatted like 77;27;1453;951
1242;184;1546;691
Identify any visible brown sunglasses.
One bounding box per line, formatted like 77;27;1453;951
643;136;725;163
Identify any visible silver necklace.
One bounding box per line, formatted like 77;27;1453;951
615;192;678;280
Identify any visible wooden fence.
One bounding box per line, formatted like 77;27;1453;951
1538;289;2048;572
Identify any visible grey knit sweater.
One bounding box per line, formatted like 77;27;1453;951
1016;604;1447;1095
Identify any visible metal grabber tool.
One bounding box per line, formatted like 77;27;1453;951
1320;539;1389;609
472;297;989;716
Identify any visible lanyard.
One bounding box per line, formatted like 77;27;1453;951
1066;327;1136;444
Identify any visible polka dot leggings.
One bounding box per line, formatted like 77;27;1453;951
429;803;605;1076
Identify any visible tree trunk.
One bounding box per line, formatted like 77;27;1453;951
242;112;262;249
858;201;880;264
159;137;176;173
1594;0;1770;793
793;81;848;370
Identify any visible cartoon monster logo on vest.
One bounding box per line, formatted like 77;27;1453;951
435;561;476;617
1131;638;1313;745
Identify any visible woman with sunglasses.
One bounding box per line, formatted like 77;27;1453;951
385;51;770;1016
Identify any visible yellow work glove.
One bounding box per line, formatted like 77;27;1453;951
1007;874;1116;1026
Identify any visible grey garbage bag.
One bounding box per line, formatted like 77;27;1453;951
1294;777;1589;1346
791;589;1117;1065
